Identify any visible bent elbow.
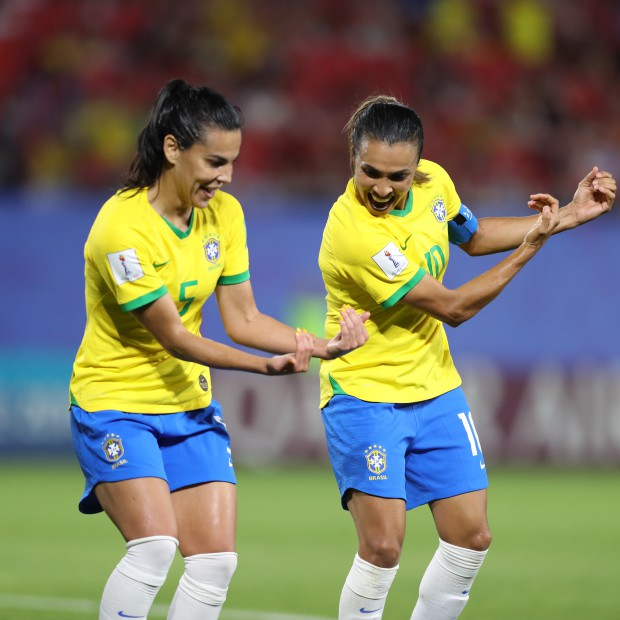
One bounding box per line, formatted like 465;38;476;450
157;330;193;361
442;307;473;328
223;328;243;345
444;316;466;328
161;340;187;360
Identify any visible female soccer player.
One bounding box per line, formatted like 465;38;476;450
318;95;616;619
69;79;369;620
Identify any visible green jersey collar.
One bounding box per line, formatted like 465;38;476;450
389;190;413;218
161;209;195;239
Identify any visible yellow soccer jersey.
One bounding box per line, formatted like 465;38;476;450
319;159;463;407
70;187;249;413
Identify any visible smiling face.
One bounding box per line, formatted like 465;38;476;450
164;127;242;211
353;138;420;216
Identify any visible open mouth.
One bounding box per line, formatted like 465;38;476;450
368;193;394;212
199;186;217;201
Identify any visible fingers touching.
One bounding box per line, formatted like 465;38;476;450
338;306;370;350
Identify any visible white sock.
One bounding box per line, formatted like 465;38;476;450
99;535;178;620
410;539;488;620
167;552;238;620
339;553;399;619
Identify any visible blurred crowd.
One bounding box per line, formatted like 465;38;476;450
1;0;619;209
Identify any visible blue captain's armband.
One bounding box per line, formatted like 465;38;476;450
448;204;479;245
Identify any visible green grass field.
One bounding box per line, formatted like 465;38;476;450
1;461;619;619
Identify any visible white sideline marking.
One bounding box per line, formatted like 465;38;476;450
0;593;331;620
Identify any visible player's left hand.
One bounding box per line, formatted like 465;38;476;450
325;306;370;360
266;329;314;374
569;167;616;224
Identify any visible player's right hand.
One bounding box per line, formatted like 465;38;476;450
325;306;371;359
524;193;560;247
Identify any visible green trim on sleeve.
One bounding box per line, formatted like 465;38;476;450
218;270;250;285
381;267;426;308
69;391;79;407
329;374;348;396
120;285;168;312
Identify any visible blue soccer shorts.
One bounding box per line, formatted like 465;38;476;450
321;387;488;510
70;400;236;514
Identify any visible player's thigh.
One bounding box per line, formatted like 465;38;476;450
429;488;491;550
171;481;237;556
346;491;406;566
157;403;237;555
96;476;178;542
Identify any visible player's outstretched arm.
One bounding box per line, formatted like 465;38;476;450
402;194;560;327
215;280;369;359
460;168;616;256
131;293;314;375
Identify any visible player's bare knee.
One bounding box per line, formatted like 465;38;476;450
361;537;402;568
468;529;492;552
445;525;492;552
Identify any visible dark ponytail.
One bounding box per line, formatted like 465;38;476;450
122;79;244;190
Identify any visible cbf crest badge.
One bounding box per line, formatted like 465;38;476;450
204;237;220;263
430;196;447;223
102;433;124;462
365;445;388;480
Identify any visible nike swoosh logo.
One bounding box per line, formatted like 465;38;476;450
360;607;383;614
152;260;170;269
399;234;412;251
117;613;145;619
480;461;486;469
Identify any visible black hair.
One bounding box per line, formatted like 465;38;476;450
345;95;426;181
122;79;244;190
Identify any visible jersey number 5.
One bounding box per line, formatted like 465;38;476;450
179;280;198;317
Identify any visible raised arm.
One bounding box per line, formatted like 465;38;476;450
460;167;616;256
402;194;559;327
